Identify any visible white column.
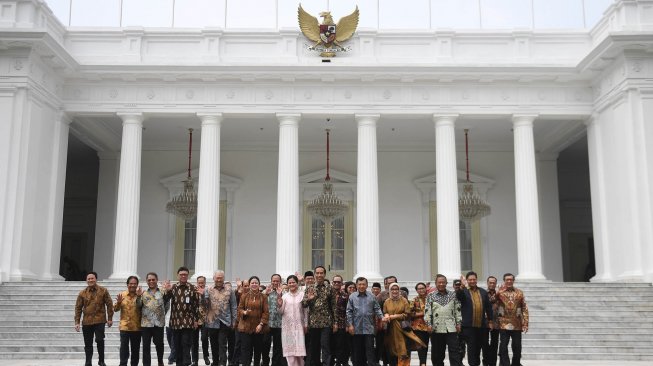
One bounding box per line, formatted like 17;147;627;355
433;114;461;281
41;111;71;280
109;113;144;279
585;116;612;282
275;113;301;279
194;113;223;279
512;114;546;281
354;114;382;281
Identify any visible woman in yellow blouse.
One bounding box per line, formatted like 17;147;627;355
383;283;426;366
237;275;269;366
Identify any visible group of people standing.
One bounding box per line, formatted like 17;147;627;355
74;267;528;366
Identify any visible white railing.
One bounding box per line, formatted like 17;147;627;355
44;0;613;30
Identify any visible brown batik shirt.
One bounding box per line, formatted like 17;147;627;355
75;285;114;326
495;287;529;331
163;282;201;330
302;283;334;328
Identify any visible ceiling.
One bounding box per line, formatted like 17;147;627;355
71;113;586;154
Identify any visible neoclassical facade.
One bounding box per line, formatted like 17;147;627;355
1;0;652;283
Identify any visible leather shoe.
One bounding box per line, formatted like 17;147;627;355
98;363;107;366
205;357;211;365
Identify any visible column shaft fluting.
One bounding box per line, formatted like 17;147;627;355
434;114;461;281
110;113;144;279
513;115;546;280
194;113;223;279
355;114;382;281
275;114;300;278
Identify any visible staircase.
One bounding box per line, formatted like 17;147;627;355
0;281;652;361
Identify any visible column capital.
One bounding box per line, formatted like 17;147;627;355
432;113;459;126
583;113;598;127
512;114;539;126
197;113;224;124
56;111;73;126
276;113;301;125
116;112;144;125
355;114;380;126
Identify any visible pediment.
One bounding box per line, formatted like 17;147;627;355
414;171;495;198
300;169;356;184
160;169;243;192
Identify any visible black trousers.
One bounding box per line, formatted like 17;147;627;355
241;332;264;366
208;326;230;366
142;326;165;366
167;326;177;363
309;327;331;366
374;330;386;365
331;329;351;366
482;329;499;366
228;329;236;365
462;327;487;366
351;334;375;366
82;323;106;366
410;330;429;365
174;328;194;366
499;330;522;366
262;327;286;366
430;332;462;366
120;330;142;366
193;325;210;363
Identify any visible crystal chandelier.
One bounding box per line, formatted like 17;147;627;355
166;128;198;220
307;128;348;222
459;129;491;222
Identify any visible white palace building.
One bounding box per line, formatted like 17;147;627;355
1;0;652;285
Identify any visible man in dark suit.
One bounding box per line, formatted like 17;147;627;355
456;272;494;366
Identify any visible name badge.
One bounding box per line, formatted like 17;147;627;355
186;297;190;304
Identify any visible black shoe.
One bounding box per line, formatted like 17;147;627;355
168;360;174;365
98;362;107;366
205;357;211;365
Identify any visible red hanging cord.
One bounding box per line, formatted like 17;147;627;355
325;129;331;181
187;128;193;179
465;129;470;183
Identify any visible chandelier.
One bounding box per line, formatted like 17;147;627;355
166;128;198;220
307;128;348;222
459;129;491;222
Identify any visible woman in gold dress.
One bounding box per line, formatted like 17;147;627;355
383;283;426;366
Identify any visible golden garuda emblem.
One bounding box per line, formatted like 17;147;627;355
298;4;359;57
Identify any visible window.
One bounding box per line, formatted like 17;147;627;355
429;202;482;276
303;204;353;279
183;218;197;270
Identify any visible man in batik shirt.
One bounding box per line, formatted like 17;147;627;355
495;273;528;366
203;270;237;366
193;276;210;366
164;266;201;366
141;272;168;366
331;275;350;366
114;275;143;366
75;271;113;366
263;274;286;366
302;266;334;366
425;274;462;366
483;276;500;366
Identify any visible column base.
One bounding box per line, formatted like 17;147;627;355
109;271;134;280
192;271;214;281
616;271;645;282
9;269;38;281
516;272;547;281
589;273;615;283
353;271;383;283
40;273;65;281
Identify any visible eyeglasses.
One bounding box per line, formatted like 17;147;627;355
333;281;342;284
